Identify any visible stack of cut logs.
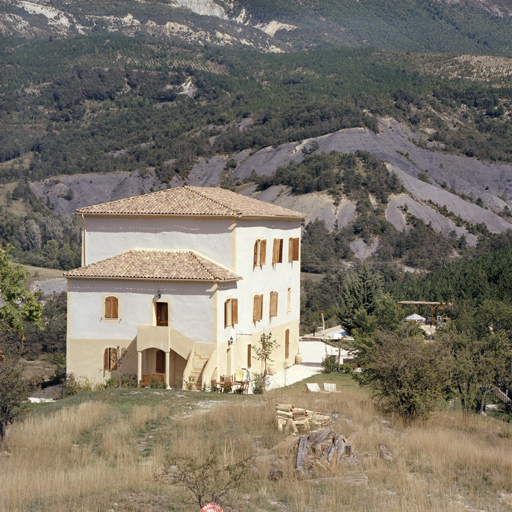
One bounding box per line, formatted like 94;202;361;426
270;426;359;476
276;404;332;433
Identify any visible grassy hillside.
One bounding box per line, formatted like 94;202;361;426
2;379;512;511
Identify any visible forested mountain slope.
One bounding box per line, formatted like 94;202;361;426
2;0;512;55
2;0;512;274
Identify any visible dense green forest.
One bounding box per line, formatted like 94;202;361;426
2;34;512;185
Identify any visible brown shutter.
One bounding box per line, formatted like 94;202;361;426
285;329;290;359
232;298;238;325
257;295;263;321
253;295;259;322
292;238;299;261
247;344;252;368
254;240;259;266
111;297;118;319
104;348;108;370
288;238;293;262
111;348;117;370
224;300;229;328
261;240;267;265
272;239;279;263
270;291;278;318
105;296;112;318
279;239;283;262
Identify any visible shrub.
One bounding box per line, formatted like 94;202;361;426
252;373;265;394
322;355;339;374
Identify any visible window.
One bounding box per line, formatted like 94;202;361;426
247;344;252;368
285;329;290;359
289;237;300;262
104;347;117;371
272;239;283;264
253;239;267;267
253;294;263;322
269;291;278;318
104;296;119;320
224;298;238;328
287;287;291;313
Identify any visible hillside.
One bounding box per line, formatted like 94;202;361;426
2;0;512;55
2;380;512;511
2;1;512;274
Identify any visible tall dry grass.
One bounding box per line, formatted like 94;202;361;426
2;383;512;511
0;400;170;512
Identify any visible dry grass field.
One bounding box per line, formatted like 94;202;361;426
1;374;512;511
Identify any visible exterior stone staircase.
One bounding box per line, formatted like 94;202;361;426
186;353;209;390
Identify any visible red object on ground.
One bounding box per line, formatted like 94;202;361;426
200;503;223;512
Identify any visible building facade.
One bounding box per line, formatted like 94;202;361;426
65;186;304;389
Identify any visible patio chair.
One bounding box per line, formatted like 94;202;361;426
305;382;322;393
323;383;340;393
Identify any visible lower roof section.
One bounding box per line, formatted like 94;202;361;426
64;249;242;283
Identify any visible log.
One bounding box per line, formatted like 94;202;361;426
344;432;359;456
285;418;298;434
335;436;347;464
311;427;332;449
327;435;346;463
296;436;308;473
276;404;293;412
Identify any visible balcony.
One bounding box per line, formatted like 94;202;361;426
136;325;170;352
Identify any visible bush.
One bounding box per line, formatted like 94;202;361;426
340;363;353;374
322;355;339;374
252;373;265;394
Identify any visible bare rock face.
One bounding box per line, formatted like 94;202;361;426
29;119;512;254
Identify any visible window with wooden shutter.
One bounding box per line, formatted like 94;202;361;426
104;347;118;371
253;239;267;267
269;291;278;318
224;298;238;328
289;237;300;262
105;296;119;319
253;295;263;322
247;344;252;368
285;329;290;359
272;239;283;264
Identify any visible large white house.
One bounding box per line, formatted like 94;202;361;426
65;186;304;389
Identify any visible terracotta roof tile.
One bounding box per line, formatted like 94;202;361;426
76;186;304;220
64;250;241;282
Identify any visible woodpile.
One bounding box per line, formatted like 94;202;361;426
276;404;332;433
270;426;360;477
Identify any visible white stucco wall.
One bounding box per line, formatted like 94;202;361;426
71;213;302;384
68;279;215;343
212;219;302;377
83;216;234;268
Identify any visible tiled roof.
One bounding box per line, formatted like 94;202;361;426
64;250;242;282
76;186;304;220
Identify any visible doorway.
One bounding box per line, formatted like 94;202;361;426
156;302;168;326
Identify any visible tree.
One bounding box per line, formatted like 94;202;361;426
255;333;279;376
357;328;451;421
156;454;248;509
0;356;35;450
338;262;384;335
437;325;512;415
0;245;42;450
